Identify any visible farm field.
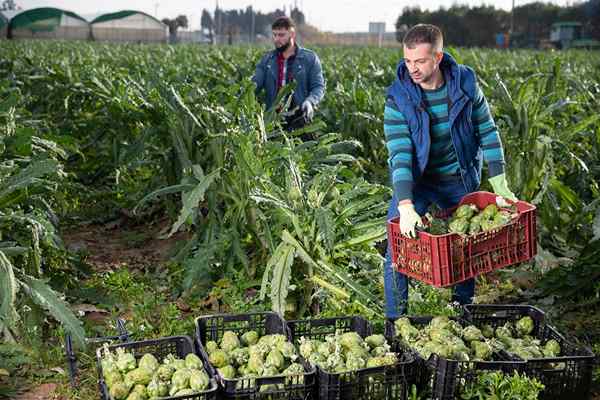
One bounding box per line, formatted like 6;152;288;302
1;40;599;399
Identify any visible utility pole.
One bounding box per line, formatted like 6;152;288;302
510;0;515;35
154;2;159;18
250;8;255;44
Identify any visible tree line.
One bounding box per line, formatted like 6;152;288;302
395;0;600;47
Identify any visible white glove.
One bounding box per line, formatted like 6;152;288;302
301;100;314;121
398;202;424;238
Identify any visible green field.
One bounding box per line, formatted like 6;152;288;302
1;40;599;399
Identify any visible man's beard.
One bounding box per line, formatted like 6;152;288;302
276;40;292;53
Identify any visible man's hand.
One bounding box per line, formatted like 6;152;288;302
301;100;314;121
397;202;424;238
489;173;517;201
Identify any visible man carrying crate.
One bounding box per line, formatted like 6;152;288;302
383;24;517;317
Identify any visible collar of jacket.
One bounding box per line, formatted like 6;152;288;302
394;52;470;108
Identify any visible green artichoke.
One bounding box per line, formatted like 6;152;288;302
138;354;159;373
221;331;240;352
241;331;259;346
208;350;230;368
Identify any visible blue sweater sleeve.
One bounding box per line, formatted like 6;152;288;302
384;97;413;201
472;85;505;177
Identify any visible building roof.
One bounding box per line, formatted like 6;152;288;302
91;10;163;26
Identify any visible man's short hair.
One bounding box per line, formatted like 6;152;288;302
403;24;443;51
272;16;296;30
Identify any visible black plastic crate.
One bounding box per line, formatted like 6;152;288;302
287;316;419;400
463;304;596;400
65;318;129;389
195;312;316;400
96;335;218;400
385;316;526;400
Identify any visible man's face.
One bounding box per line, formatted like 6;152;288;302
403;43;442;86
272;28;294;51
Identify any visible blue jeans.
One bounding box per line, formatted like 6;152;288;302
384;178;476;318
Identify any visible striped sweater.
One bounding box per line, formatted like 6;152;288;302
384;83;505;201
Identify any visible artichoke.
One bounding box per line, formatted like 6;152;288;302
265;349;284;370
462;325;484;342
471;341;493;360
138;354;159;373
124;367;153;387
371;345;390;357
449;217;469;234
308;352;326;366
366;356;387;368
468;215;482;234
131;384;147;400
146;378;168;398
298;338;317;359
115;348;137;373
481;324;495;339
189;369;210;391
248;352;265;375
208;350;230;368
104;370;123;388
155;364;175;381
185;353;203;370
345;354;366;370
543;339;561;357
481;204;498;219
339;332;363;349
109;381;132;400
365;334;386;349
515;316;535;337
454;204;478;219
277;341;297;360
241;331;259;346
205;340;219;354
125;392;144;400
170;369;192;394
221;331;240;352
230;347;250;367
219;365;237;379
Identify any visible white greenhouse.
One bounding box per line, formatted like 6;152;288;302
8;7;89;40
91;11;167;43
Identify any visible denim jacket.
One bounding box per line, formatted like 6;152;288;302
252;46;325;110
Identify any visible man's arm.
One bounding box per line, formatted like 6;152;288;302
252;54;267;96
384;97;414;202
472;85;505;178
305;54;325;106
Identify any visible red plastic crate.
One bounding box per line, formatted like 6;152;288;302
387;191;536;287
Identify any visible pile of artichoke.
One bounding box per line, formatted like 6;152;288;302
298;331;398;373
205;331;305;386
99;345;211;400
395;315;561;362
427;203;516;235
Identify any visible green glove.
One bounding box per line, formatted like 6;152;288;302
489;173;517;201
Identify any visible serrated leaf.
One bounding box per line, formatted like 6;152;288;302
0;251;19;328
260;242;287;301
270;244;295;315
168;169;220;237
19;275;85;349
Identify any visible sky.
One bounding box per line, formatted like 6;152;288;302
18;0;574;32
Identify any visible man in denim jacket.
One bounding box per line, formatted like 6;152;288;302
252;16;325;130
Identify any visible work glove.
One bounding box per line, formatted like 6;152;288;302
397;202;424;238
489;173;517;201
301;100;314;121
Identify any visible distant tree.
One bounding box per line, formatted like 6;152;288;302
290;7;306;26
162;15;188;43
201;8;214;41
0;0;18;11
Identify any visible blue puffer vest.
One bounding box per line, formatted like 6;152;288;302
386;52;482;192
